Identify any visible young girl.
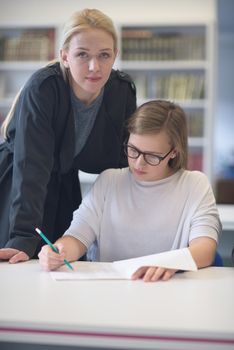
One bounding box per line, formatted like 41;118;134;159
0;9;136;263
39;100;221;282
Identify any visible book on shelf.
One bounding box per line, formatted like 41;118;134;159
0;28;55;62
125;72;205;102
121;28;205;61
155;74;205;100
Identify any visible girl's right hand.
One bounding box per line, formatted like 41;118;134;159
38;243;65;271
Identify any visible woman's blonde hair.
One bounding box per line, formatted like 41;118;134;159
1;8;118;138
127;100;188;170
59;8;118;81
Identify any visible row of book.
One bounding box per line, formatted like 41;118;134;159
0;29;55;61
132;73;205;100
121;29;205;61
156;74;205;100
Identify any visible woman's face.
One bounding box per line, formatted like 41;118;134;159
127;131;176;182
60;28;117;104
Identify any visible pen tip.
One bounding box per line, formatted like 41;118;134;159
35;228;40;234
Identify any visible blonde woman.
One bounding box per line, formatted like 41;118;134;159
39;100;221;282
0;9;136;263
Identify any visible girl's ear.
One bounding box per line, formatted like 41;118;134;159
60;49;69;68
171;150;177;158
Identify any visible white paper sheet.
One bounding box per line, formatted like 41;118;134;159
50;248;197;281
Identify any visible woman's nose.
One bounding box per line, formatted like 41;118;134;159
88;56;100;72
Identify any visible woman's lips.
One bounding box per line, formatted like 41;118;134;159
86;76;102;82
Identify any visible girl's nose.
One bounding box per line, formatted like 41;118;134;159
135;154;147;168
88;56;100;72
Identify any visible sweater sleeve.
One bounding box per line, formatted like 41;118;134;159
64;170;111;249
189;172;222;242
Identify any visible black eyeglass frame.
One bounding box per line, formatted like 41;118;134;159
124;143;174;166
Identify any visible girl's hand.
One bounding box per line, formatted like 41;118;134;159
131;266;177;282
38;243;66;271
0;248;29;263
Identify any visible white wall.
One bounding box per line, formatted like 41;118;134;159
0;0;216;26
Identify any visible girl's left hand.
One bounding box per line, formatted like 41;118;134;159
131;266;177;282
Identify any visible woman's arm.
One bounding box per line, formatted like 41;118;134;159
0;248;29;263
4;71;68;259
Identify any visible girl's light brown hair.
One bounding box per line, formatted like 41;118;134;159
127;99;188;170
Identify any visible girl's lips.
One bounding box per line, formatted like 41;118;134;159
134;168;147;176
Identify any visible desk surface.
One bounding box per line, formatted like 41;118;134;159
0;261;234;350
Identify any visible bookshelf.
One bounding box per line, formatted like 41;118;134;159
0;26;56;137
118;24;216;180
0;21;216;181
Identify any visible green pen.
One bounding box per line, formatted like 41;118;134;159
35;227;73;271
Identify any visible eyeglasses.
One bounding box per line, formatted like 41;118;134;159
124;144;173;166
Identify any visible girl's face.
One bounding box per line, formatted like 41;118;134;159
60;28;117;105
127;131;176;182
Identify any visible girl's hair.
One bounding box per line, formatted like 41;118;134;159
1;8;117;139
127;99;188;170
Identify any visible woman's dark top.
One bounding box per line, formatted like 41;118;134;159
0;62;136;258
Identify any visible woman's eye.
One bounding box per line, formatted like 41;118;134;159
99;52;111;59
77;52;89;59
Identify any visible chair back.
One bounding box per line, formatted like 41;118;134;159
213;251;223;266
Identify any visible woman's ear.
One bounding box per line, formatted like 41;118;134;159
115;49;119;59
60;49;69;68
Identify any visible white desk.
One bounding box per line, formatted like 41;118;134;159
0;261;234;350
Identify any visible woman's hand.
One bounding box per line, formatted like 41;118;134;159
131;266;177;282
38;243;66;271
0;248;29;263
